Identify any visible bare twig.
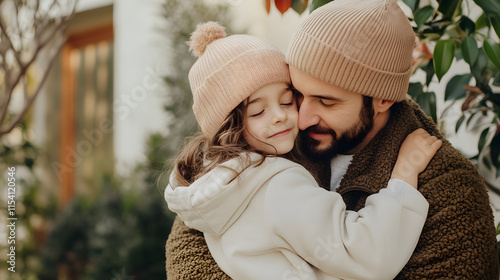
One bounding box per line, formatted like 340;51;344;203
22;75;27;101
0;36;65;135
0;17;23;68
0;0;78;136
0;5;73;125
14;0;21;50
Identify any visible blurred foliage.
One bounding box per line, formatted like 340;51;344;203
0;120;38;169
265;0;310;14
0;122;175;280
404;0;500;183
0;120;58;280
37;175;175;280
0;175;59;280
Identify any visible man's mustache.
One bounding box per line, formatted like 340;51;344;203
304;125;336;136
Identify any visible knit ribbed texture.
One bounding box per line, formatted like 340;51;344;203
287;0;415;101
188;23;291;137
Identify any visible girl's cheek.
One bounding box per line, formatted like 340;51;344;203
286;107;299;118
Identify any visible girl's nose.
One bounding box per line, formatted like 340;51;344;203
272;106;287;124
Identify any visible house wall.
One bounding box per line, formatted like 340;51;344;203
113;0;170;173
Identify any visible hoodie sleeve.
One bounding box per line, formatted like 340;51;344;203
164;164;243;235
164;153;262;236
265;166;429;280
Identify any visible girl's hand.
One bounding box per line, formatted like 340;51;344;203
391;128;442;189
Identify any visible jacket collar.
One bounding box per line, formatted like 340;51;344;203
336;99;441;198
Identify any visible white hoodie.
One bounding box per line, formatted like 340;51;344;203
165;153;429;280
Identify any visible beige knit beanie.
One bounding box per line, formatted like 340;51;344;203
188;22;291;137
287;0;415;101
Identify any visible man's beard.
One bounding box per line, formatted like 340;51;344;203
299;97;374;162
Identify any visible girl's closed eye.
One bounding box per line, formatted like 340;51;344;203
280;91;295;106
249;110;264;117
247;102;265;117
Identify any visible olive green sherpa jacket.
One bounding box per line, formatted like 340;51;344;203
165;99;499;279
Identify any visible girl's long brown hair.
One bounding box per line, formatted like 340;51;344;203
173;103;266;186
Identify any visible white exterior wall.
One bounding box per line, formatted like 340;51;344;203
113;0;170;173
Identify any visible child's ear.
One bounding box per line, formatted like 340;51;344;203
372;98;395;114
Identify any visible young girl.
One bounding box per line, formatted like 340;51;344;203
165;22;442;280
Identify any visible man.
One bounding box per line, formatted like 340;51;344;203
165;0;500;279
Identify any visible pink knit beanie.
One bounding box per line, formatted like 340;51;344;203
287;0;415;101
188;22;291;137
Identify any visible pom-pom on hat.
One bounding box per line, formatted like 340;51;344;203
287;0;415;101
188;22;291;137
188;21;226;57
